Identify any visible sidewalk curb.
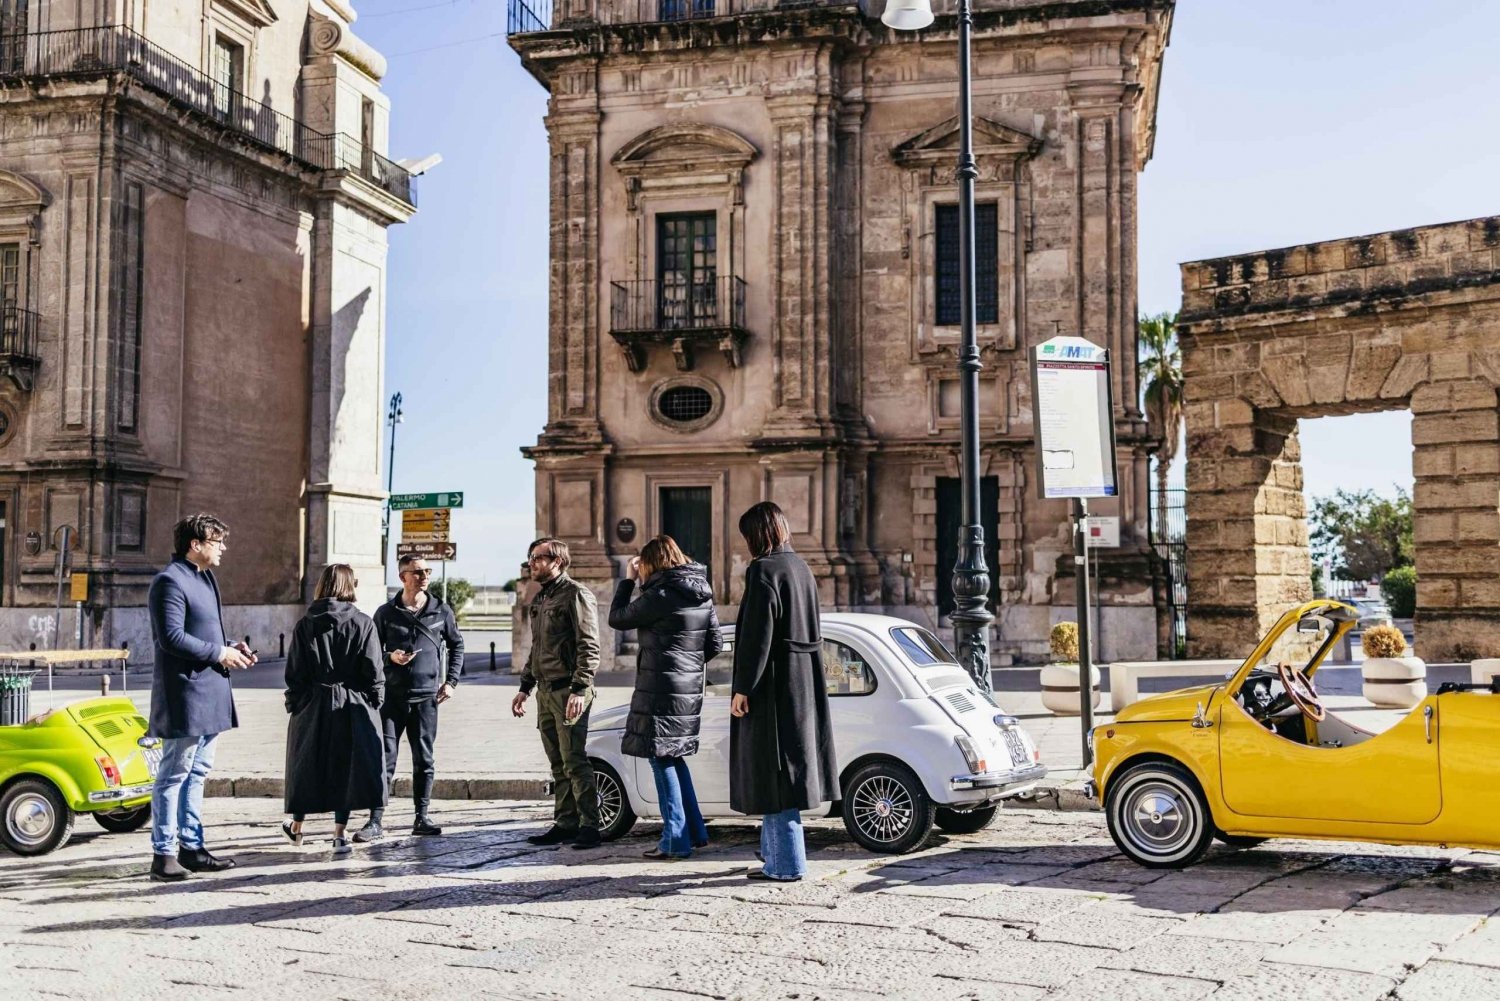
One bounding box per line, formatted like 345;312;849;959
206;774;1101;812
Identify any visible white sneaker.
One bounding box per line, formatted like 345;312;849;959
331;837;352;854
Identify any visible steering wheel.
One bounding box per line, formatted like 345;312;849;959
1276;661;1326;722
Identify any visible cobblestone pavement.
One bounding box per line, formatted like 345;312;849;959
5;801;1500;1000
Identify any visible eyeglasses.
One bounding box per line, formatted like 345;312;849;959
200;538;226;549
402;568;433;578
528;552;559;564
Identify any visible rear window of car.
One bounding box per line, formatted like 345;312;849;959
890;626;959;667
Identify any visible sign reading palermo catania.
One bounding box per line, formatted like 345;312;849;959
389;491;464;511
1029;336;1119;499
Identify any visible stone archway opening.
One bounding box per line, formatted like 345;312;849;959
1179;215;1500;663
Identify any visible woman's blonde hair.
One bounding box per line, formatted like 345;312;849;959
314;563;358;602
639;535;689;578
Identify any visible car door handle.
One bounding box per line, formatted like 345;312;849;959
1424;704;1435;744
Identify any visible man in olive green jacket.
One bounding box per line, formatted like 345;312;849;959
510;538;602;848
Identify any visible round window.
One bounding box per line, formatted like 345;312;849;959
657;386;714;424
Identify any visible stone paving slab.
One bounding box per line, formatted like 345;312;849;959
5;799;1500;1000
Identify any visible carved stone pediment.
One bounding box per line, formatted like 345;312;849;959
891;115;1042;168
0;170;47;212
612;123;758;207
214;0;279;27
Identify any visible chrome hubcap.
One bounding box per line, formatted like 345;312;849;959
596;774;621;829
1122;780;1196;857
6;793;56;847
851;776;913;843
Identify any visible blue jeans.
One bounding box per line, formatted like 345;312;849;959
150;734;219;856
760;807;807;879
649;756;708;856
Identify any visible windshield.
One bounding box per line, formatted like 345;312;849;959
890;626;959;667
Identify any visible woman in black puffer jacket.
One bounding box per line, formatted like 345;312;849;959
608;535;723;859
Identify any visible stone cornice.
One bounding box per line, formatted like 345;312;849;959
891;114;1042;167
311;169;417;225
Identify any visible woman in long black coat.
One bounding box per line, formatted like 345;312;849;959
282;564;386;853
608;535;723;859
729;502;838;881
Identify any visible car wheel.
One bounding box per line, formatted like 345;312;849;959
1105;761;1214;869
1214;832;1268;850
93;805;152;834
841;760;934;855
591;760;637;842
1;778;75;856
933;805;999;835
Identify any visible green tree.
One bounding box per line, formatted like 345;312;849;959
430;577;475;616
501;578;519;593
1308;488;1413;581
1381;565;1417;618
1138;311;1183;543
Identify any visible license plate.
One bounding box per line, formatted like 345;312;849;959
1002;727;1029;766
144;747;162;778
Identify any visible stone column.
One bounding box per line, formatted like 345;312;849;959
1184;400;1311;659
1411;378;1500;660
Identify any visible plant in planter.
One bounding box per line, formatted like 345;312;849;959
1040;621;1101;715
1360;622;1425;708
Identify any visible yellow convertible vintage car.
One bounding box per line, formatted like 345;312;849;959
1088;600;1499;868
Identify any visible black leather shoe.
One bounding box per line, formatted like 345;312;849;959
353;820;384;843
178;847;237;873
747;868;801;882
570;827;602;850
526;826;577;846
149;854;191;882
411;818;443;837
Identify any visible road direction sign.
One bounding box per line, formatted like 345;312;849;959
389;491;464;511
402;509;451;531
397;542;457;561
400;531;451;544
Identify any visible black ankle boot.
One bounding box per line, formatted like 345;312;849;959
178;846;237;873
149;854;191;882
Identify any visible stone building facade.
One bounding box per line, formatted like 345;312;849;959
1179;215;1500;663
509;0;1173;666
0;1;413;656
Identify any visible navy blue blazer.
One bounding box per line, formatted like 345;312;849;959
147;557;239;739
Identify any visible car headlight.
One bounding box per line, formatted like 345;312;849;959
954;735;987;774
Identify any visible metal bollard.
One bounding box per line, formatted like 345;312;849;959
490;642;497;672
101;674;110;696
279;633;285;657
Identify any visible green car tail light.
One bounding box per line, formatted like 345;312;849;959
94;754;121;788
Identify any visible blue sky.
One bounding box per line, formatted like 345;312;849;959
357;0;1500;582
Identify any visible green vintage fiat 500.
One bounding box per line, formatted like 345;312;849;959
0;695;158;855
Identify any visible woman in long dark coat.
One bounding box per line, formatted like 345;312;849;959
608;535;723;859
282;563;386;853
729;502;838;881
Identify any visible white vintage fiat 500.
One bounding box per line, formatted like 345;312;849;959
586;612;1046;854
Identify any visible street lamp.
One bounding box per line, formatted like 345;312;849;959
884;0;994;693
381;391;404;584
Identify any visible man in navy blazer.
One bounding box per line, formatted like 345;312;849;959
146;514;257;882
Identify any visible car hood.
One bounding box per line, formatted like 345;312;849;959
1113;684;1222;723
591;703;629;732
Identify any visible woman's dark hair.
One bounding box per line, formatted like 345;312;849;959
314;563;358;602
173;513;228;558
639;535;689;577
738;501;791;558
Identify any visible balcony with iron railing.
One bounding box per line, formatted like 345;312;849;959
0;303;40;391
0;26;414;206
609;276;749;372
507;0;848;32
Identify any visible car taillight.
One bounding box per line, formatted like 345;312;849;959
95;755;121;787
954;735;987;774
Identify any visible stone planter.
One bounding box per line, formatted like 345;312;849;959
1361;656;1426;708
1040;662;1101;715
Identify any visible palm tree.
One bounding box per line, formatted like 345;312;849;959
1138;311;1183;544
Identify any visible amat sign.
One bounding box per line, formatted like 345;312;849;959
389;491;464;511
1029;336;1118;499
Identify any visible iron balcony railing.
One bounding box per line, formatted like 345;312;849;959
610;276;746;334
0;26;414;205
0;303;38;360
508;0;552;33
508;0;728;32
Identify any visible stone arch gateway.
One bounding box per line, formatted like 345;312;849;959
1178;214;1500;662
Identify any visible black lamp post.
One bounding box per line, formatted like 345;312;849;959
884;0;994;692
381;391;404;584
